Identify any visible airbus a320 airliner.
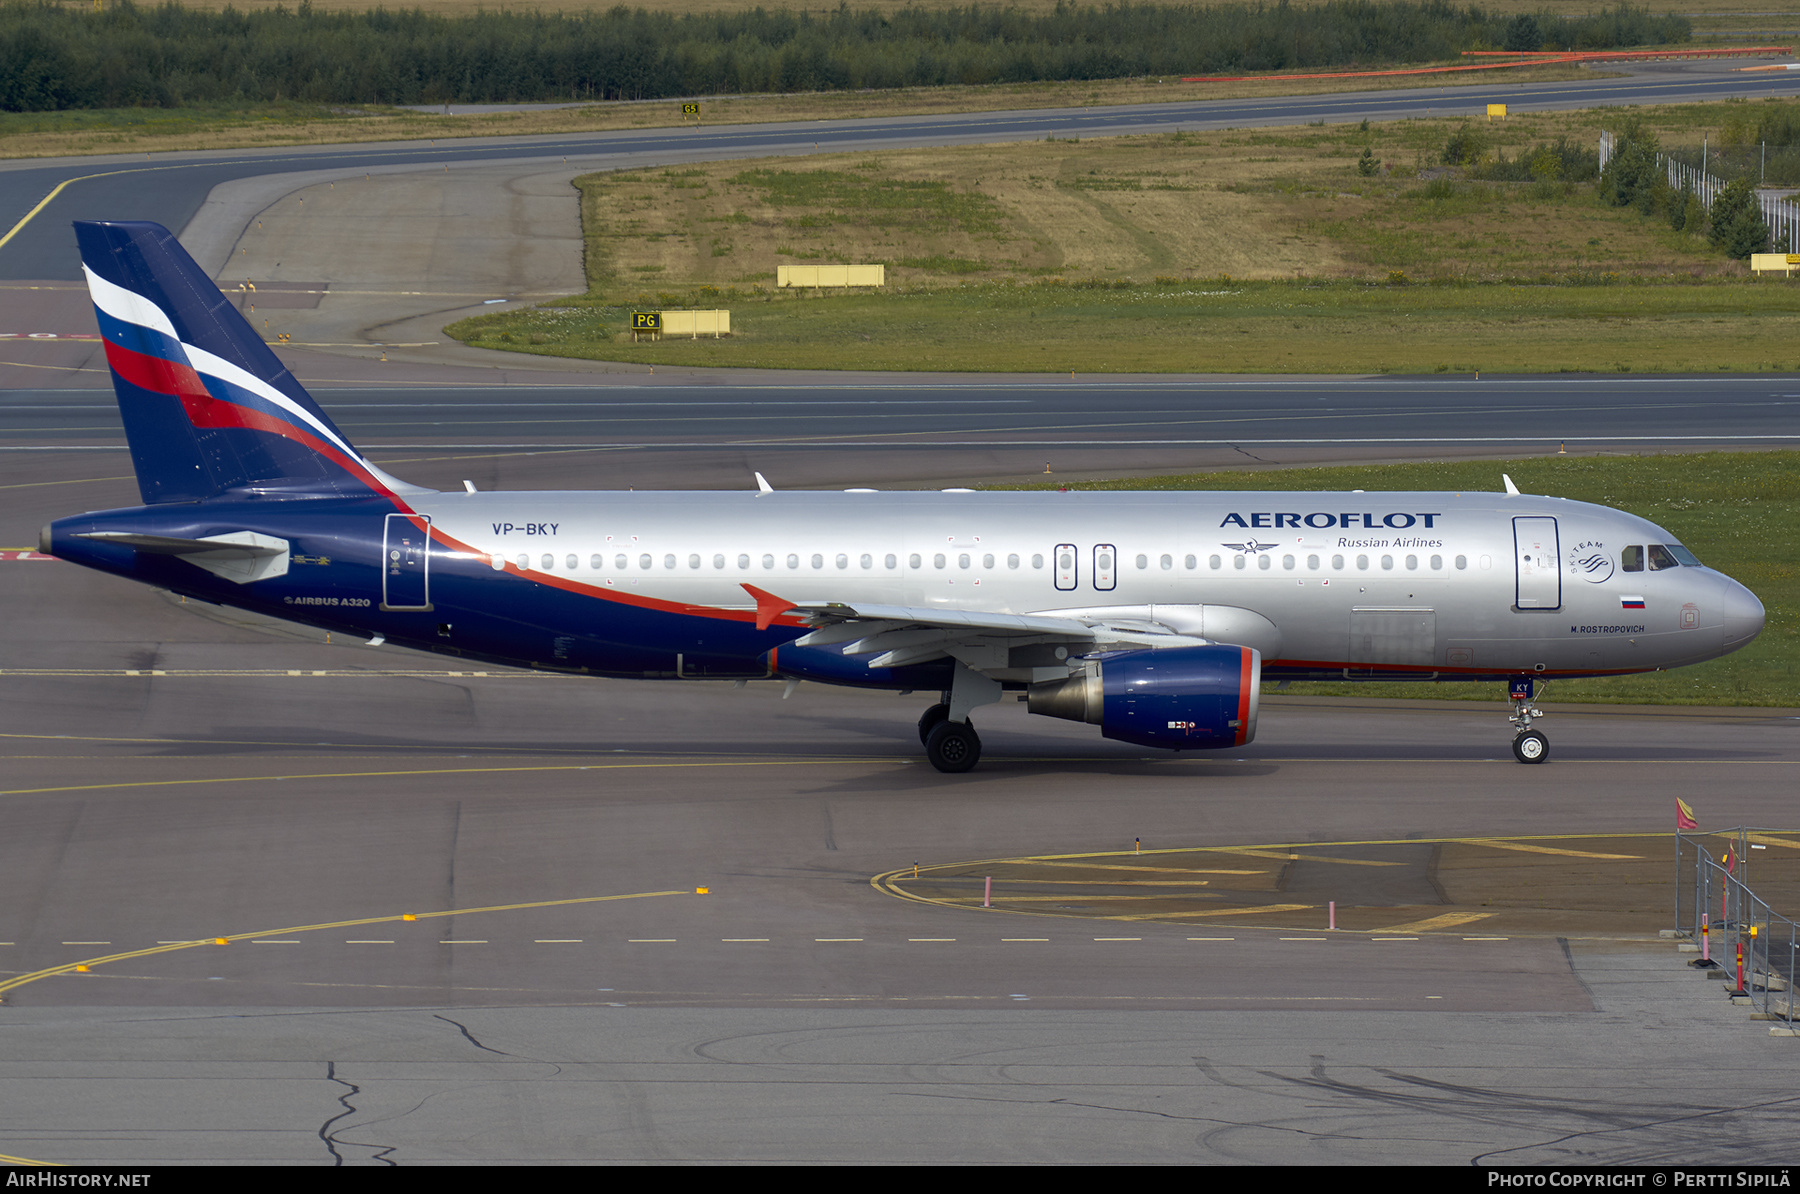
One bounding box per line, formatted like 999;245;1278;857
43;222;1766;770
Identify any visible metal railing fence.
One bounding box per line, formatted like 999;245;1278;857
1675;826;1797;1022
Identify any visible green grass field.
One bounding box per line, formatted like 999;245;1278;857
449;278;1800;375
446;104;1800;374
1010;452;1798;707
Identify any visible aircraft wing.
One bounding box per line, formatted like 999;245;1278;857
779;596;1207;670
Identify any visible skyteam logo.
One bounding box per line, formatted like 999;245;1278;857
1567;539;1615;583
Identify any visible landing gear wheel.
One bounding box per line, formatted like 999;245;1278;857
925;719;981;773
917;702;950;745
1512;730;1549;764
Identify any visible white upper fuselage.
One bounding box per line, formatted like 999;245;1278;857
416;487;1763;678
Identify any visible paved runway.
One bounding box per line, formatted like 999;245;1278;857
6;375;1800;494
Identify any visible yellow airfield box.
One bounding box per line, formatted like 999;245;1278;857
777;264;886;288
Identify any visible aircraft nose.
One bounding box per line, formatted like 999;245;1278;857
1719;576;1765;651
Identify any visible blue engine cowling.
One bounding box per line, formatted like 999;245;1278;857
1027;644;1260;749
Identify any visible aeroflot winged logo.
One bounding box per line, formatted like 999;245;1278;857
1220;511;1443;529
1221;539;1281;555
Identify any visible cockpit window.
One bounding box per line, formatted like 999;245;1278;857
1647;544;1681;571
1621;545;1643;572
1666;544;1702;568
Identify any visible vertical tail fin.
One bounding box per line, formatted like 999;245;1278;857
75;220;428;505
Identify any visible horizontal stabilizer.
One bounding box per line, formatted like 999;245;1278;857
75;530;290;584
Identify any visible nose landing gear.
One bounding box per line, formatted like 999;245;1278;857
1508;677;1549;764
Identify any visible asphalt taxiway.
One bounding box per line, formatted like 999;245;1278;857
1;443;1797;1164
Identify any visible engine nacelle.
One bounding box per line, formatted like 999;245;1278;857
1027;645;1260;750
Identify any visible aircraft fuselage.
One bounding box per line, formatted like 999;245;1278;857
47;487;1764;687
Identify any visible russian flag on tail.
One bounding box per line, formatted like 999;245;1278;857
75;221;428;507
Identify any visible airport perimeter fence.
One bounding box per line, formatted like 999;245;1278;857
1674;826;1797;1022
1598;131;1800;252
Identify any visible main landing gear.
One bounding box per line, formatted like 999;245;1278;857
918;663;1003;774
919;700;982;772
926;719;982;773
1508;677;1549;764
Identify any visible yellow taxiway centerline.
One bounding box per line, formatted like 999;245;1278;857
0;889;690;997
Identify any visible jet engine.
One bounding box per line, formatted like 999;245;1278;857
1027;644;1260;750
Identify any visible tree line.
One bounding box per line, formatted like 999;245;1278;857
0;1;1692;112
1602;121;1774;258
